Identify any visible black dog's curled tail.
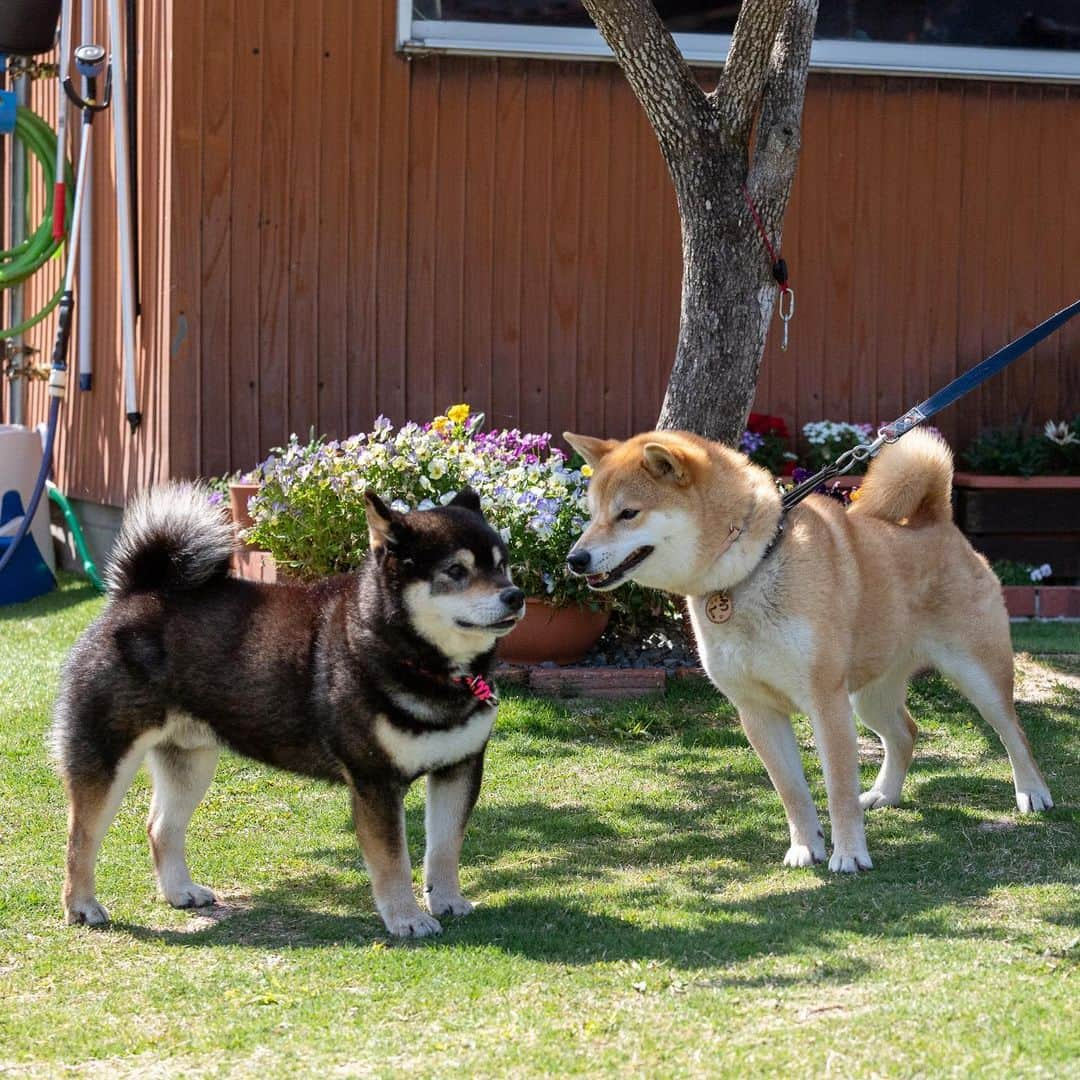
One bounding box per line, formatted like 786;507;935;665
105;483;235;596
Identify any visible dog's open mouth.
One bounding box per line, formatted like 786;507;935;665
586;546;654;590
455;614;523;635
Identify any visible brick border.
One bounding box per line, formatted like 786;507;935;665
1004;585;1080;619
496;663;708;699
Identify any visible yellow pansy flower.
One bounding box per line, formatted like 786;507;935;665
581;464;593;478
431;415;451;434
446;403;470;424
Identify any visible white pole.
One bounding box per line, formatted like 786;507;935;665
8;70;29;426
53;0;72;242
78;0;94;391
106;0;139;429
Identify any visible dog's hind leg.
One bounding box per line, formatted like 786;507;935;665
738;704;827;868
62;740;151;925
350;780;442;938
852;674;917;810
147;744;220;909
929;644;1053;813
424;753;484;918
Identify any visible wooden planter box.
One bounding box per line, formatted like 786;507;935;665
953;473;1080;581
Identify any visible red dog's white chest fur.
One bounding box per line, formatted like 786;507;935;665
686;591;815;715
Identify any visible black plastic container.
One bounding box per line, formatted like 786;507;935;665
0;0;62;57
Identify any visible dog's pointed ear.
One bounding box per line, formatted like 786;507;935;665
642;442;691;485
364;490;400;552
449;487;482;514
564;432;617;471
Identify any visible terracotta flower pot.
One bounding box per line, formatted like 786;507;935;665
228;482;260;532
496;598;610;666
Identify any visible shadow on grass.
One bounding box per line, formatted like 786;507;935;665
111;787;1071;970
99;679;1077;977
110;759;1074;976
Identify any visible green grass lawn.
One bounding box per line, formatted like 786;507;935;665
1;578;1077;1078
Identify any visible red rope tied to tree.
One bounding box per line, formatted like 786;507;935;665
741;183;795;350
740;183;790;292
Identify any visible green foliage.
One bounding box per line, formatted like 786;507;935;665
961;418;1080;477
961;425;1045;477
991;560;1046;587
242;408;633;612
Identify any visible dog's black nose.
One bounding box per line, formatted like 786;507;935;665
566;550;591;573
500;587;525;609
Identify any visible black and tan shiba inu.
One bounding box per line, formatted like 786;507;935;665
51;484;524;937
565;428;1053;874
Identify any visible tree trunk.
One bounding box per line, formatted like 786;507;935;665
580;0;819;446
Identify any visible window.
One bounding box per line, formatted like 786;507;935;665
399;1;1080;82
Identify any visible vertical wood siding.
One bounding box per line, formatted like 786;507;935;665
170;19;1078;476
14;1;1079;502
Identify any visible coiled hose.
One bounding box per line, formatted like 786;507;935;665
1;103;75;338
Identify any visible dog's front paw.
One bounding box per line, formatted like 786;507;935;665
859;788;900;811
783;843;825;868
828;849;873;873
1016;787;1054;814
164;882;217;909
425;888;474;918
64;898;110;926
382;906;443;938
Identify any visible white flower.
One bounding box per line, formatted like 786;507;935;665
390;499;410;513
438;490;456;506
1044;420;1078;446
499;527;511;543
418;498;435;511
428;458;448;480
1029;563;1053;582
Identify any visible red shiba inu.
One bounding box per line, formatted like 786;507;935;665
564;428;1053;873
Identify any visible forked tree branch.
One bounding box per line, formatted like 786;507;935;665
747;0;819;232
579;0;713;169
582;0;820;443
714;0;791;144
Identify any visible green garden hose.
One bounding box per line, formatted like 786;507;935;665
1;104;75;338
46;482;105;593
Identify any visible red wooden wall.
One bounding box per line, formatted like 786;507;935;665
13;0;1079;504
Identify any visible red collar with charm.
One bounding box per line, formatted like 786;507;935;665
398;659;499;708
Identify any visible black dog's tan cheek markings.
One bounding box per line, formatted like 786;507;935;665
429;578;467;596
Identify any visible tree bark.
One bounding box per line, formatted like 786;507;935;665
580;0;819;446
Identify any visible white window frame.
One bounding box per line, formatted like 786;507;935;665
396;5;1080;84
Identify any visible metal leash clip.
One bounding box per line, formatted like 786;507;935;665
832;433;887;476
778;287;795;351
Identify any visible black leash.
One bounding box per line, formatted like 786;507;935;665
779;298;1080;518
